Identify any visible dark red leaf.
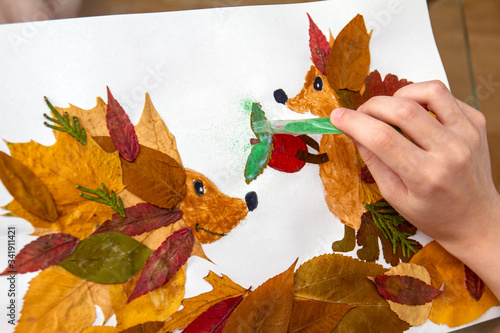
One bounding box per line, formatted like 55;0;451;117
362;70;412;100
307;13;331;75
371;274;441;305
1;233;79;275
464;265;486;301
183;295;243;333
360;165;375;184
127;227;194;303
92;203;183;237
106;87;140;162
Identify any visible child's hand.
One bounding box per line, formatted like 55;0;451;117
330;80;500;297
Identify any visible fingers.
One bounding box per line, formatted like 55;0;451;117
331;107;425;180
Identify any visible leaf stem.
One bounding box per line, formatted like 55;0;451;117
77;183;125;217
43;97;87;145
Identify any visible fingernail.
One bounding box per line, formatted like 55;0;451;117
331;108;346;120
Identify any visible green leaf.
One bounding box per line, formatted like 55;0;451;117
332;224;356;252
58;232;152;283
44;97;87;145
244;103;273;184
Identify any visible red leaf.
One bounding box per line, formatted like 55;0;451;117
92;203;183;237
307;13;331;75
1;233;79;275
371;274;441;305
363;70;412;100
106;87;140;161
183;295;243;333
465;265;486;301
127;227;194;303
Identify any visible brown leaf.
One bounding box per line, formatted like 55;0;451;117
161;271;248;332
223;260;297;332
0;150;58;222
294;254;409;333
288;299;355;332
331;225;356;252
410;241;500;327
465;265;486;301
326;14;372;93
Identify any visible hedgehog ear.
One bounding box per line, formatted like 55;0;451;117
307;13;331;76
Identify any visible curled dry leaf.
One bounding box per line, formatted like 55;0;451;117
0;233;79;275
161;271;248;332
410;241;500;327
0;151;58;222
223;260;297;332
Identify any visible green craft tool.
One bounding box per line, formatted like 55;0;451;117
251;117;344;136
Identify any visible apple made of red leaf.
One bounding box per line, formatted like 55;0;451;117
268;134;307;173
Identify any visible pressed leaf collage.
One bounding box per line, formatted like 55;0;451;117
0;12;497;333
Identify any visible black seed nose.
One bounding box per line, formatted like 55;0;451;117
245;191;258;211
274;89;288;105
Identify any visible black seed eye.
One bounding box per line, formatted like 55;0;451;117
313;76;323;91
193;180;205;197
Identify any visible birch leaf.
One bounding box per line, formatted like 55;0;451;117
0;233;79;275
410;241;500;327
294;254;409;333
6;133;124;239
0;151;58;221
288;299;355;333
223;260;297;332
106;87;140;162
59;232;153;284
161;271;248;332
183;295;243;333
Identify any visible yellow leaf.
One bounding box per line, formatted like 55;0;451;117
6;133;124;238
0;151;58;221
384;263;433;326
410;241;500;327
55;97;109;137
161;271;247;332
110;266;185;330
223;260;297;332
81;327;119;333
16;266;104;333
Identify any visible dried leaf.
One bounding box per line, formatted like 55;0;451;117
161;271;247;332
16;266;109;333
331;225;356;252
370;274;441;305
0;233;79;275
54;97;109;137
0;151;58;222
127;227;194;303
294;254;409;333
223;260;297;332
465;265;486;301
183;295;243;333
410;241;500;327
106;87;140;162
119;322;165;333
59;232;153;284
307;13;331;75
384;263;434;326
135;93;182;165
110;267;185;330
6;133;124;238
326;14;371;93
288;299;355;332
93;203;183;237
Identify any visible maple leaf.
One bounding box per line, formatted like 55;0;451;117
5;133;124;238
161;271;248;332
127;227;194;303
288;299;355;332
16;266;112;333
465;264;486;301
0;233;79;275
92;203;183;237
223;260;297;332
183;295;243;333
326;14;372;93
369;274;441;305
106;87;140;162
307;13;331;75
59;232;153;284
294;254;409;333
0;151;58;222
410;241;500;327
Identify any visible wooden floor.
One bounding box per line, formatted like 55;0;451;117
3;0;500;188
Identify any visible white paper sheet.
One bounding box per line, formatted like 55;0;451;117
0;0;496;332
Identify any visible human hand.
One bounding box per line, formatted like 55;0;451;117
330;80;500;259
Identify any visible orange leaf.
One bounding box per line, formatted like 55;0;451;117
223;260;297;332
410;241;500;327
326;14;371;93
